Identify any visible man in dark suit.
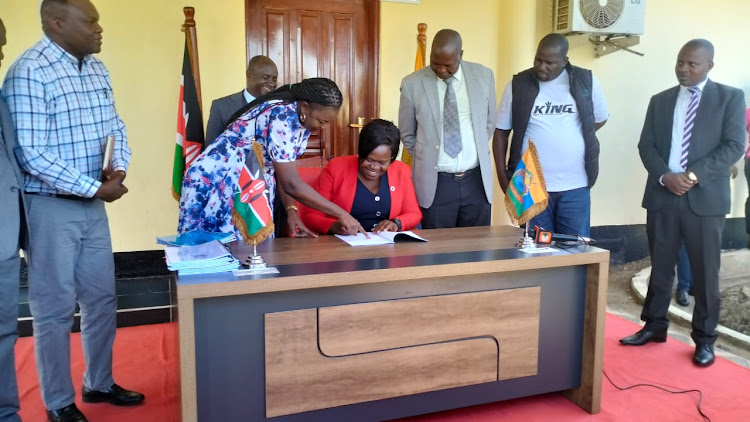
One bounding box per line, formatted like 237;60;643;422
398;29;496;228
620;39;746;368
0;17;25;422
204;55;278;145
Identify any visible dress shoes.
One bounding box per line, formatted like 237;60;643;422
619;328;667;346
82;383;145;406
47;403;88;422
693;343;715;367
676;289;690;306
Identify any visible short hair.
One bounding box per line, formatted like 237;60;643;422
432;29;462;53
538;33;569;57
357;119;400;163
41;0;69;20
226;77;343;129
246;55;275;74
682;39;714;61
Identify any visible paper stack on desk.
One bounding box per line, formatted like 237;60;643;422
164;240;240;275
156;230;236;247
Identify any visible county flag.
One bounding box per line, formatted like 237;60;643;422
233;142;274;245
504;140;549;225
173;38;205;199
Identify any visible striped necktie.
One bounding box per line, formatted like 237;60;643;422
443;76;462;158
680;86;700;169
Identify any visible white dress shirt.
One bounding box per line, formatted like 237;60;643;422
436;64;478;173
668;78;708;173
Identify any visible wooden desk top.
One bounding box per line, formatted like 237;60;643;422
175;225;609;300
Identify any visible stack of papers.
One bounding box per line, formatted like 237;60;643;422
157;230;236;247
164;240;240;275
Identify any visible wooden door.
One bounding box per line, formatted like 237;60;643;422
245;0;379;161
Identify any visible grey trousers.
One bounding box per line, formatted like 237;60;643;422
0;255;21;422
26;195;116;410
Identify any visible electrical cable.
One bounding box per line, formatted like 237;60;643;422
603;370;710;421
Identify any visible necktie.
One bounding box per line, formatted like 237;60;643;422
443;76;462;158
680;86;700;169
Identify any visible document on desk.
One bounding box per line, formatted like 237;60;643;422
336;231;428;246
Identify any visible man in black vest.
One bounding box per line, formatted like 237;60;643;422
493;34;608;238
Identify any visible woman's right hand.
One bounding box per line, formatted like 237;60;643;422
336;214;368;237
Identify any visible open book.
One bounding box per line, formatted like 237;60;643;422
335;230;428;247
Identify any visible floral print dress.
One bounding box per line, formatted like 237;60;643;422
177;100;309;236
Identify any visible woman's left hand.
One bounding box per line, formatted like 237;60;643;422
373;219;398;234
287;211;317;238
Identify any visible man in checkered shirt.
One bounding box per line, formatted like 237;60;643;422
3;1;143;420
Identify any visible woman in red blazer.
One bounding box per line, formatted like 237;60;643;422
300;119;422;235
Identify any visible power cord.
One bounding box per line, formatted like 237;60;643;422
603;370;710;421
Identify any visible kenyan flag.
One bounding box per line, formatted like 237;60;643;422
173;36;204;199
233;142;274;245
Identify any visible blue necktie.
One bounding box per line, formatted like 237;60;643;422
443;77;462;158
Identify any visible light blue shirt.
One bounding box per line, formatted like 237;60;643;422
3;35;130;197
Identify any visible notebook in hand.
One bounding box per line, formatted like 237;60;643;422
102;134;115;171
335;230;427;247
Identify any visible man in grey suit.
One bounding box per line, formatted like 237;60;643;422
0;17;24;422
620;39;746;368
398;29;496;228
204;55;278;145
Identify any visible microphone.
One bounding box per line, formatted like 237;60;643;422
532;226;596;245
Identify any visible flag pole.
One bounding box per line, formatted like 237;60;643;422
182;7;203;113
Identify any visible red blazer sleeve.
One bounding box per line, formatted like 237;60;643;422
387;161;422;230
299;156;358;234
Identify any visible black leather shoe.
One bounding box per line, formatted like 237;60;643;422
676;289;690;306
82;383;145;406
619;328;667;346
693;343;715;367
47;403;88;422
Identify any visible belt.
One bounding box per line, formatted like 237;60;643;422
438;166;479;179
25;191;94;202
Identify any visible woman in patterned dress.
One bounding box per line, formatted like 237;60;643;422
177;78;366;238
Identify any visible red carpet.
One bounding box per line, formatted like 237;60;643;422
15;314;750;421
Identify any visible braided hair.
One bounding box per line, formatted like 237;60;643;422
225;77;343;130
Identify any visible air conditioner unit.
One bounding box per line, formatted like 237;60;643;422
554;0;646;35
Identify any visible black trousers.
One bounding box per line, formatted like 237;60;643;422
642;195;724;344
420;167;491;229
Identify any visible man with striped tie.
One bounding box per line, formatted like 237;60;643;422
620;39;746;368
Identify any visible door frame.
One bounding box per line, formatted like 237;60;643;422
243;0;380;123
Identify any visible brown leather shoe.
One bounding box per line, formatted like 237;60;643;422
47;403;88;422
82;383;144;406
619;328;668;346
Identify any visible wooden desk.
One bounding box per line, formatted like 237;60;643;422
173;226;609;421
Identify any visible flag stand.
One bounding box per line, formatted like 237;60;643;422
244;245;268;270
518;225;537;250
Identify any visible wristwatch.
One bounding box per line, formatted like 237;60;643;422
392;218;402;231
687;171;698;183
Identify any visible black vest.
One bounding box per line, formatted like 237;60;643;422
507;63;600;187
